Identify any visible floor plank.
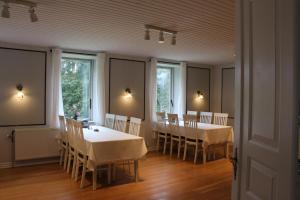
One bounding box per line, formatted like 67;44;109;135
0;153;232;200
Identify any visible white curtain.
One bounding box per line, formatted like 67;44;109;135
92;53;106;125
149;58;157;122
173;62;186;118
49;48;64;128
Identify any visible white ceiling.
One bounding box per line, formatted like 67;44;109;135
0;0;235;65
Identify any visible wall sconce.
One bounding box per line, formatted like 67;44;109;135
125;88;132;98
196;90;204;99
16;84;24;100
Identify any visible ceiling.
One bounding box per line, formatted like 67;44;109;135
0;0;235;65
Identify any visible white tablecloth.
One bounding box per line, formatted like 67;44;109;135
154;121;234;148
84;126;148;169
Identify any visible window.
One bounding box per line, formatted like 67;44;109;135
61;56;94;120
156;64;174;113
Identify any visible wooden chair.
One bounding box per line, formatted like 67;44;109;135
114;115;128;132
168;114;183;158
128;117;142;136
66;119;77;178
187;110;197;116
72;120;111;189
199;112;213;124
183;115;202;164
105;113;115;129
156;112;170;154
58;115;68;170
213;113;229;126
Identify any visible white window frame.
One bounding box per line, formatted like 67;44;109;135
61;53;95;120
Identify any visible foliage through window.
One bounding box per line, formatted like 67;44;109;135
156;67;173;113
61;57;93;120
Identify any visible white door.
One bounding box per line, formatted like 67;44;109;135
233;0;298;199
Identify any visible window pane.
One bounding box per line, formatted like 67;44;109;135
61;58;92;120
157;67;172;113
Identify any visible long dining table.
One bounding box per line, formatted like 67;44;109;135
154;121;234;163
83;126;148;188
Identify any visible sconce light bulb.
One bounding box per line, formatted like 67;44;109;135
17;91;24;100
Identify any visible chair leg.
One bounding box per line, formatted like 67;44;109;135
156;135;160;152
170;138;173;157
63;148;68;170
67;153;72;174
108;164;111;184
59;148;64;166
71;154;76;179
163;137;167;154
75;158;80;182
194;145;198;164
177;140;181;159
92;169;97;191
183;142;187;161
80;162;87;189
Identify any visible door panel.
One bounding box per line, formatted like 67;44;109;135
236;0;298;199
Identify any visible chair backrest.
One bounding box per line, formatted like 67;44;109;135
199;112;213;124
128;117;142;136
66;118;75;147
156;112;166;122
114;115;128;132
105;113;115;129
213;113;229;126
58;115;67;141
167;113;179;136
187;110;197;116
58;115;66;133
183;114;198;128
72;120;87;155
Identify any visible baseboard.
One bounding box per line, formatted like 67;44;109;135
0;162;13;169
0;156;60;169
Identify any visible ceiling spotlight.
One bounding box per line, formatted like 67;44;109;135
171;34;176;45
144;29;150;40
158;31;164;44
29;6;38;22
1;1;10;18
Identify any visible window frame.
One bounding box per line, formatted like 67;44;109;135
156;65;174;113
61;55;95;120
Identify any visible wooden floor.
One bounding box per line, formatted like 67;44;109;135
0;152;232;200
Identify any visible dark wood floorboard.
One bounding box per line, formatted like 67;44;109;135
0;152;232;200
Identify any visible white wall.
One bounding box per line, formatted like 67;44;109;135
211;64;235;126
0;42;51;167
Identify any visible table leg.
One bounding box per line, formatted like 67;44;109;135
134;160;139;182
93;169;97;191
225;142;229;159
202;144;207;164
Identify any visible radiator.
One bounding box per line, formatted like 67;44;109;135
14;128;60;161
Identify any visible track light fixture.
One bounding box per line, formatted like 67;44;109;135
144;24;177;45
144;29;150;40
0;0;38;22
158;31;165;44
1;1;9;18
171;34;176;45
29;6;37;22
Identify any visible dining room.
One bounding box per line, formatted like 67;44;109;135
0;0;298;199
